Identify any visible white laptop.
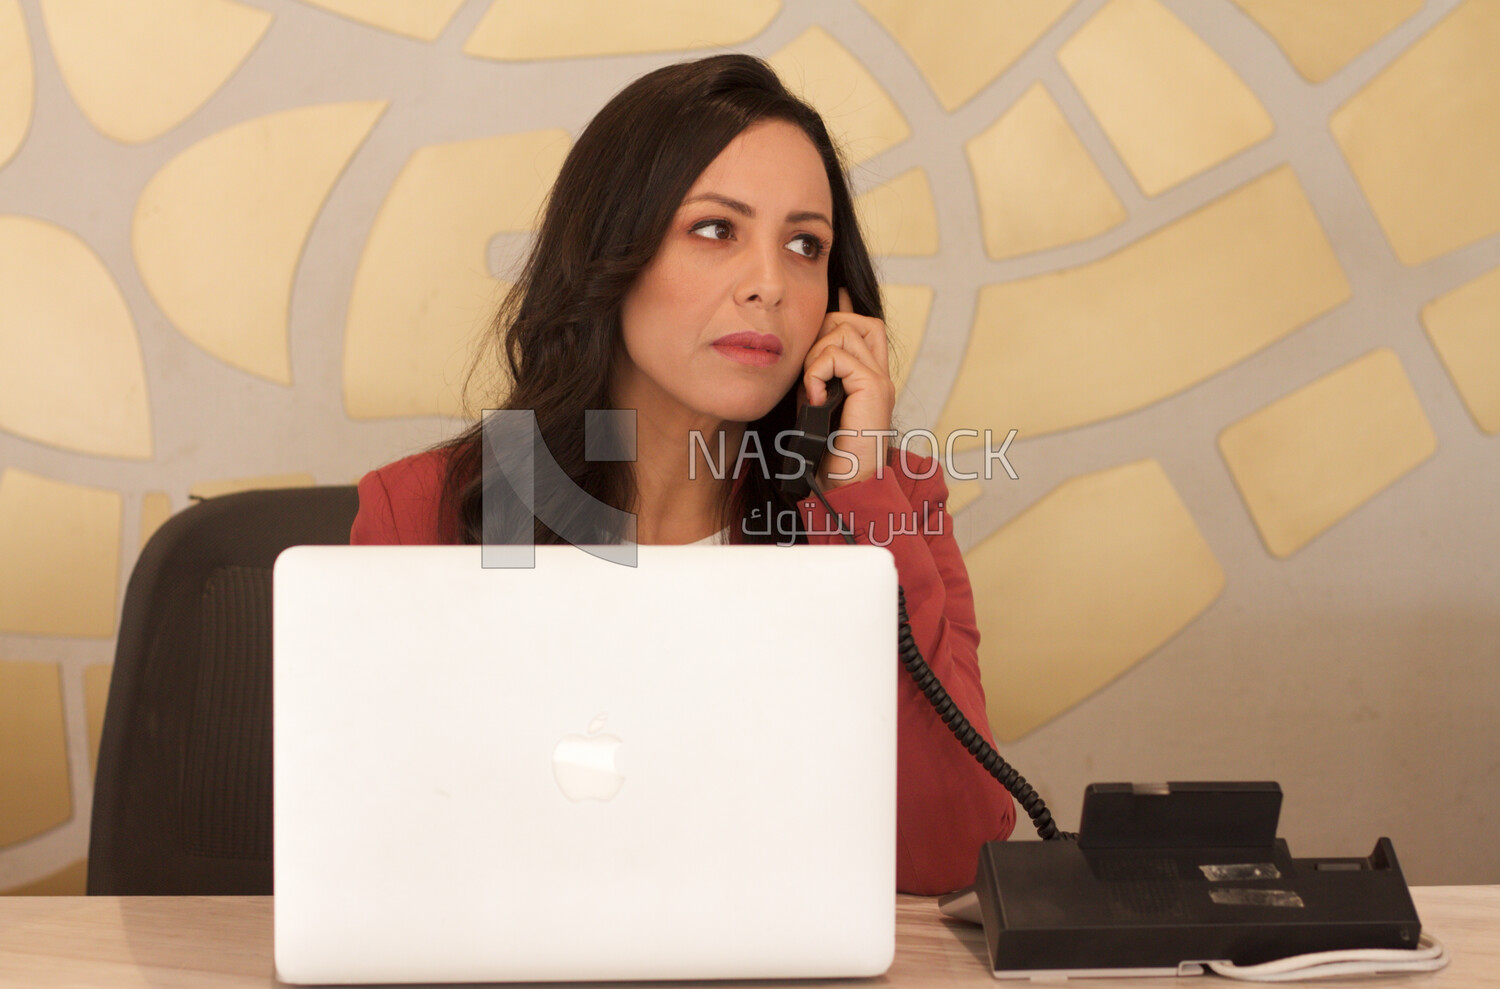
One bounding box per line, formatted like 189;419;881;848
273;543;897;984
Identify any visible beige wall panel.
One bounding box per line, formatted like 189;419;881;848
0;858;85;895
1421;265;1500;435
939;166;1350;444
944;478;981;517
966;82;1126;260
858;0;1074;111
880;284;930;397
0;659;71;847
769;27;909;166
0;470;122;637
187;472;315;501
1330;1;1500;265
0;216;152;459
133;101;387;385
84;663;111;781
1230;0;1422;84
38;0;271;145
854;168;938;257
344;130;568;419
1058;0;1274;196
298;0;465;41
0;0;31;169
1218;349;1436;558
967;459;1224;742
139;491;173;550
465;0;779;60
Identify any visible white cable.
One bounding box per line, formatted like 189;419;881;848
1205;932;1447;982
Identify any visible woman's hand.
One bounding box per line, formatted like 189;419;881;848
800;287;896;490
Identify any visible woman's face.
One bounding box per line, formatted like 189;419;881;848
614;119;834;429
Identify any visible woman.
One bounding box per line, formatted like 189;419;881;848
351;54;1016;894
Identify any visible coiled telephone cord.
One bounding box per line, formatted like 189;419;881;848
806;477;1074;842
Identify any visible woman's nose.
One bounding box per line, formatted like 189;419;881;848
734;239;785;309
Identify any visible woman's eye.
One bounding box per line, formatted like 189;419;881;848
691;220;732;241
792;234;828;259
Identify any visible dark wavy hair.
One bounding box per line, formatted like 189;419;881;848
437;53;885;545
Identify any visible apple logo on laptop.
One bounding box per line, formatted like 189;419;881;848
552;714;625;802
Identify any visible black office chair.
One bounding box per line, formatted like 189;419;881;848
87;486;360;895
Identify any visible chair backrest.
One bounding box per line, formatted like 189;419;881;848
87;485;360;895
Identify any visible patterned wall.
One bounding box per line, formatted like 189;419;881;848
1;0;1497;894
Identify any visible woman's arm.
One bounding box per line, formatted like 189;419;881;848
797;452;1016;895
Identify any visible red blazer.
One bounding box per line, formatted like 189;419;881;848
351;446;1017;894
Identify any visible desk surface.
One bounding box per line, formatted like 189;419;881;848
0;886;1494;987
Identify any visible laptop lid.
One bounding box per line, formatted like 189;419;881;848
273;544;897;984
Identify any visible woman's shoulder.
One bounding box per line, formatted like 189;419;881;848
810;447;950;520
367;446;453;489
888;448;947;487
873;448;951;504
352;445;464;544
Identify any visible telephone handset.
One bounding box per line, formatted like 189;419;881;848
777;372;1069;841
778;377;845;501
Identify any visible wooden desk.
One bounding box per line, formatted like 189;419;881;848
0;887;1493;987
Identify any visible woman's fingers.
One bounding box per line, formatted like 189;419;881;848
818;302;889;379
804;321;887;393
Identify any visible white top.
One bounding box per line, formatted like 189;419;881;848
683;526;731;546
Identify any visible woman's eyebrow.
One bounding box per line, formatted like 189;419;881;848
682;192;832;229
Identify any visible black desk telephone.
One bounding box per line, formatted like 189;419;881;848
778;362;1432;978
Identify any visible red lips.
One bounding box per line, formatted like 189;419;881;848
711;332;783;354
